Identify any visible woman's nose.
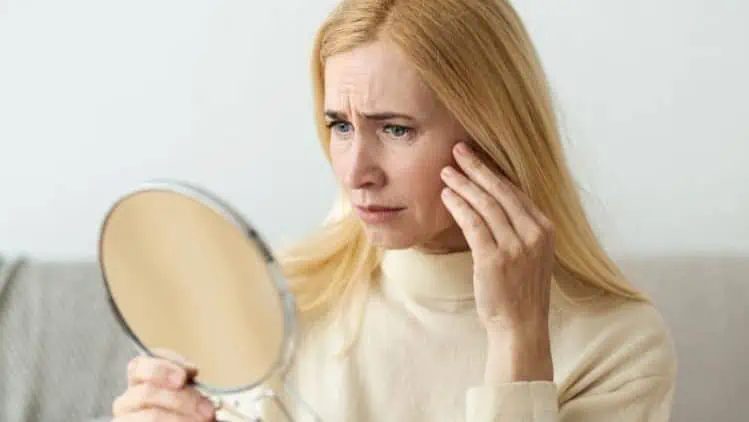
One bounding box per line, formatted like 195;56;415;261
344;138;386;190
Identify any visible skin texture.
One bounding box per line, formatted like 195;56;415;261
326;40;556;383
324;40;471;253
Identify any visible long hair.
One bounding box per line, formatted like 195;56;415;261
279;0;647;330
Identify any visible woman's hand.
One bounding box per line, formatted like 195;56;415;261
440;142;555;383
112;349;217;422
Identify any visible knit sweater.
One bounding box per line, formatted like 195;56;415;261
217;248;677;421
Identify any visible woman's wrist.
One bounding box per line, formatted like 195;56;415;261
483;323;554;385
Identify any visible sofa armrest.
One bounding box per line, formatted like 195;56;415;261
0;256;137;422
0;255;24;299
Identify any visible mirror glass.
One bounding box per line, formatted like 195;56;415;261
98;182;290;392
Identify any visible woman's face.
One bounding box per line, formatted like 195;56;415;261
325;40;471;252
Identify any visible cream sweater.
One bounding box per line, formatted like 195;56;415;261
216;248;677;421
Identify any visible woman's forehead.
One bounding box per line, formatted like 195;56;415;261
323;41;438;118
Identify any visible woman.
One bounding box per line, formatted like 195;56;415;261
112;0;677;420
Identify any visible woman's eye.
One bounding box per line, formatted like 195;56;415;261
327;120;353;134
384;124;411;138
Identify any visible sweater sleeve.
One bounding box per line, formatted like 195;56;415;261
466;382;558;421
465;372;675;421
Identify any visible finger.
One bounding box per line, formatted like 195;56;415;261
441;187;495;252
127;354;197;390
151;349;200;382
151;348;198;371
112;383;215;421
452;143;542;246
496;173;553;227
492;172;556;245
114;407;204;422
441;165;522;253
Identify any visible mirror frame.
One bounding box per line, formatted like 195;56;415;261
97;180;298;395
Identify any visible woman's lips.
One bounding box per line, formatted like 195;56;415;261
355;205;406;224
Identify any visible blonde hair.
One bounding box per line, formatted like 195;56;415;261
280;0;647;326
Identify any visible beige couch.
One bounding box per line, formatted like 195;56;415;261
0;254;747;421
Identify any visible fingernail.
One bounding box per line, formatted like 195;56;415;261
441;166;456;178
456;142;470;155
199;400;215;418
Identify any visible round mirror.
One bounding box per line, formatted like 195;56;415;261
98;180;297;405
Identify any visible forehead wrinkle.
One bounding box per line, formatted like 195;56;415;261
324;43;442;122
334;68;382;117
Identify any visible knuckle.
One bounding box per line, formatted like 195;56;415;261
151;360;177;385
526;227;543;245
137;383;159;404
163;367;181;386
478;193;496;211
508;243;524;259
490;178;506;196
500;241;523;260
467;214;484;231
491;250;509;266
449;195;464;210
477;234;494;248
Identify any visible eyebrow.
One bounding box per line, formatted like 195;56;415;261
324;110;417;121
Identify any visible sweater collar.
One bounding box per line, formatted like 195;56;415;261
379;248;475;307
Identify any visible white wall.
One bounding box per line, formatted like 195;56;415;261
1;0;747;260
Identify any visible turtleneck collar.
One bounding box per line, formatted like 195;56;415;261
378;248;476;311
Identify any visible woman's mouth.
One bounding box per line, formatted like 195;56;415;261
354;205;406;224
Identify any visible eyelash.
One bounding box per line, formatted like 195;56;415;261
326;120;352;133
325;120;413;139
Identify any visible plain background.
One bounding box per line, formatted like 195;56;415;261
0;0;747;260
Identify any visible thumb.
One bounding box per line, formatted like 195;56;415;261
150;347;199;376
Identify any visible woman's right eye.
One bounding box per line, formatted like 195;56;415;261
326;120;353;134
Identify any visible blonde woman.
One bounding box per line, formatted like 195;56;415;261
112;0;677;421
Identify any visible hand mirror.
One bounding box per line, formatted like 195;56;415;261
98;180;320;421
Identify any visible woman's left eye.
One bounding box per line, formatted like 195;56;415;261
384;124;411;138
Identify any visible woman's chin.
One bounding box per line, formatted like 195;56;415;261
360;220;466;253
361;226;418;250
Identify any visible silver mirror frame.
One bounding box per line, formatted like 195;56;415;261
96;179;299;396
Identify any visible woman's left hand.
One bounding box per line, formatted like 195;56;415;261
440;142;556;382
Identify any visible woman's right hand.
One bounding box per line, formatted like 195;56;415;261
112;349;217;422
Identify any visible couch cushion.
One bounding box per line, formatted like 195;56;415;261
0;257;136;422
